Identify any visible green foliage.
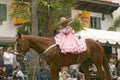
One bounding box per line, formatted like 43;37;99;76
37;0;78;35
68;19;83;32
11;0;79;35
11;1;30;7
108;27;116;31
113;16;120;28
17;22;31;34
10;8;31;22
10;1;31;21
10;1;31;34
108;15;120;31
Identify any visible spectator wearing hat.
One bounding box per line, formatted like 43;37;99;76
54;17;87;54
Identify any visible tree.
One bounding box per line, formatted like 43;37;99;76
37;0;78;37
11;0;78;36
31;0;38;35
11;0;38;35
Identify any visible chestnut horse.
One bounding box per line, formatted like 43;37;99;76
15;33;112;80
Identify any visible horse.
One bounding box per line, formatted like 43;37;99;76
15;33;112;80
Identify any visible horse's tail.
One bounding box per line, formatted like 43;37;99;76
102;46;112;80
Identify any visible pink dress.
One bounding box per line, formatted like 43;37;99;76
54;26;87;54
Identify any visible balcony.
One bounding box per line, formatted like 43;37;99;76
76;0;120;14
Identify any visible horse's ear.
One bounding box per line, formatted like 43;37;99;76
17;32;22;39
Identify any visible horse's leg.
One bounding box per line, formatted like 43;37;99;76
49;63;60;80
80;59;91;80
94;63;104;80
96;44;112;80
102;52;112;80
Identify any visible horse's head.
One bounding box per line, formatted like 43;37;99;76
16;32;30;54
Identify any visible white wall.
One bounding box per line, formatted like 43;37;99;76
0;0;17;38
101;14;114;30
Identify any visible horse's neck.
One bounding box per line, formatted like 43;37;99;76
28;36;55;53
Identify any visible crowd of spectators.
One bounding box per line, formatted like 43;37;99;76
0;46;25;80
57;57;120;80
58;64;85;80
36;67;50;80
2;46;120;80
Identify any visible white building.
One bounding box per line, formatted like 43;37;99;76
0;0;17;45
72;0;120;58
72;0;120;30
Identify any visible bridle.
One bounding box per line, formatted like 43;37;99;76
15;38;24;54
16;37;57;56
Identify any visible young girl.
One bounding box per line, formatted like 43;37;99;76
54;17;87;54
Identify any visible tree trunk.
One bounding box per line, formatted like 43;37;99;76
44;13;53;37
31;0;38;35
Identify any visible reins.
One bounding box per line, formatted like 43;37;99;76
30;43;57;66
42;43;57;56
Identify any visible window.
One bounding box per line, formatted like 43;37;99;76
90;16;101;29
0;3;7;21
